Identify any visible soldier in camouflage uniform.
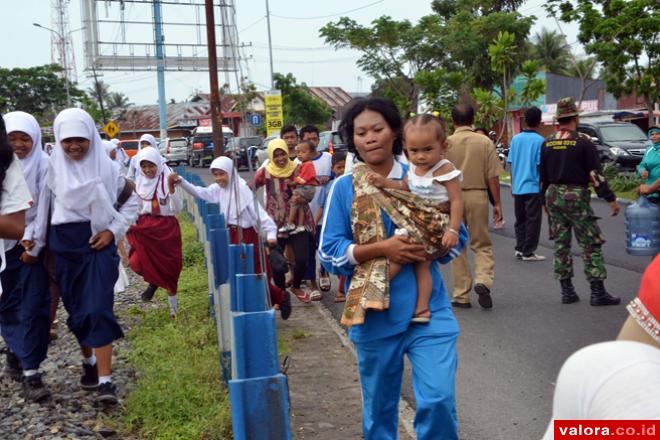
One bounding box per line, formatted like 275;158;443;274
540;97;621;306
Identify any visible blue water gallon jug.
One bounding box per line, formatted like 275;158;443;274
625;196;660;256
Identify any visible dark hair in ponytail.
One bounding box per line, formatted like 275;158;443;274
0;116;15;204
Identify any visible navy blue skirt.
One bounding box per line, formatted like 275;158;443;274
49;222;123;348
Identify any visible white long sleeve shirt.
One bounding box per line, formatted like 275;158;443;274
180;178;277;241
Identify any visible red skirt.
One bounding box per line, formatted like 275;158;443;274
228;225;285;306
127;214;183;293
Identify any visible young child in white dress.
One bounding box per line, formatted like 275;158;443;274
367;113;463;323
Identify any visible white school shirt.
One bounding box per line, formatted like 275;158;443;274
1;158;33;292
309;152;333;219
180;178;278;241
48;174;140;242
137;188;183;216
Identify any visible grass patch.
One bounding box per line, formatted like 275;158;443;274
115;215;232;440
278;328;311;356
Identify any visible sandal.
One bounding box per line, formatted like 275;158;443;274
309;290;323;301
411;309;431;324
333;293;346;303
290;288;310;304
319;274;331;291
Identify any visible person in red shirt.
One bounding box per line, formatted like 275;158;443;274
280;141;320;234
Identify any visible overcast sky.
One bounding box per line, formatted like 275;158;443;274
3;0;580;106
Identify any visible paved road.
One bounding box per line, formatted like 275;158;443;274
183;166;647;440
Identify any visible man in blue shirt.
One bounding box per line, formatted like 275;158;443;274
508;107;546;261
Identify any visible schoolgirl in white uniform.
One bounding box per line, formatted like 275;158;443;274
40;108;139;404
0;112;51;402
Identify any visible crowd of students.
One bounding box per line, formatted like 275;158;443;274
0;98;658;439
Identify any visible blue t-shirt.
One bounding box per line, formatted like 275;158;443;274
507;130;544;195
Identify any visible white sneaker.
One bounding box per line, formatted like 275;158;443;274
514;251;523;259
522;253;546;262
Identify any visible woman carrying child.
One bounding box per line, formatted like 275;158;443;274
252;139;315;303
319;97;467;439
126;147;183;317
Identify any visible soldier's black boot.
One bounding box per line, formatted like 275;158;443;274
589;280;621;306
560;279;579;304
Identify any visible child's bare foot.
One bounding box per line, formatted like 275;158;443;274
411;308;431;323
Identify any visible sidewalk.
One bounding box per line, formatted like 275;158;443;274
279;298;413;439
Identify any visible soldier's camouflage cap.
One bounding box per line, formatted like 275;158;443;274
555;97;580;119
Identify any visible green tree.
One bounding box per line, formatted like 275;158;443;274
273;73;332;127
518;60;546;107
0;64;85;123
472;88;504;129
415;69;468;119
489;31;519;137
320;15;448;113
108;92;131;110
566;55;600;108
547;0;660;125
437;2;534;90
530;28;572;74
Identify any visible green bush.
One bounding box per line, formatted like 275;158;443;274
116;215;232;439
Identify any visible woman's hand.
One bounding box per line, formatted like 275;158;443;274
89;230;115;251
641;169;649;179
20;252;39;265
639;184;653;195
382;236;426;264
291;193;307;206
21;240;35;251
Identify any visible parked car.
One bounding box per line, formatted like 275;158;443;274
255;135;278;166
158;137;189;166
119;139;140;158
225;136;262;170
188;125;234;167
318;131;346;155
578;122;650;169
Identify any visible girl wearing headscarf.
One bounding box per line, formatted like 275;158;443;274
541;255;660;439
170;156;292;319
126;133;157;181
252;139;315;303
638;125;660;203
102;140;131;294
126;146;183;317
39;108;140;404
110;138;130;169
0;113;45;400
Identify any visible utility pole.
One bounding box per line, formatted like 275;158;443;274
91;67;107;123
153;0;168;142
265;0;274;89
205;0;224;157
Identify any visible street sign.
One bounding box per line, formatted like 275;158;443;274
264;90;283;137
249;114;262;126
103;120;120;138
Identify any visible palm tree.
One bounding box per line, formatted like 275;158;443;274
530;28;571;74
107;92;131;110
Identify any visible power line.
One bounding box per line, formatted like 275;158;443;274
271;0;384;20
238;15;265;33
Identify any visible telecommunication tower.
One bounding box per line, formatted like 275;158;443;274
51;0;78;84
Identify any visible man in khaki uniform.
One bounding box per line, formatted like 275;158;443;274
446;104;503;308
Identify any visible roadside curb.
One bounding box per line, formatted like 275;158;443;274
311;302;417;440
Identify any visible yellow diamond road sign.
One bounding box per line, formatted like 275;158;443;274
103;121;120;138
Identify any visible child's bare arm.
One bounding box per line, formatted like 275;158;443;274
366;171;409;191
434;163;463;232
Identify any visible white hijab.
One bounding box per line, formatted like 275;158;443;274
210;156;253;223
48;108;123;234
139;133;157;151
134;146;170;201
3;111;48;199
